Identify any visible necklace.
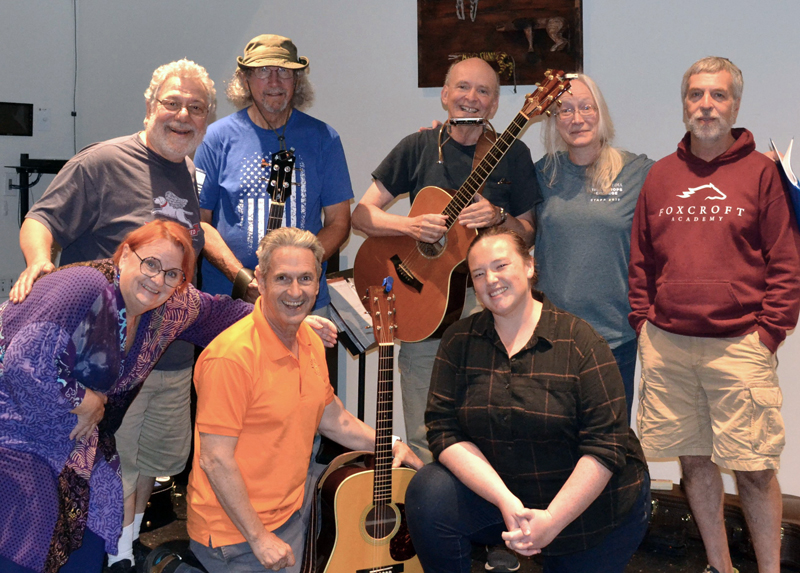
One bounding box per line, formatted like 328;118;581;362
250;101;292;151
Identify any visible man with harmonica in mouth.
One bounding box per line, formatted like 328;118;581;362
354;57;540;446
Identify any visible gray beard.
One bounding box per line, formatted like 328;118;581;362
684;113;732;142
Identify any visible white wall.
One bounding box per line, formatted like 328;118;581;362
1;0;798;494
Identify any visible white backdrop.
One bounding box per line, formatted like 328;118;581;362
1;0;798;494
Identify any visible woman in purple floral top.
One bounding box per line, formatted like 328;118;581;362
0;220;253;573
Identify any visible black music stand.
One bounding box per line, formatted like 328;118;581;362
5;153;68;226
327;268;376;421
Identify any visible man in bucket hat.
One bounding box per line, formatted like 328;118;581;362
195;34;353;312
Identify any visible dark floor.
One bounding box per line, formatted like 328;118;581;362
137;484;774;573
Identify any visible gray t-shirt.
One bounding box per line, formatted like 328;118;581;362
534;151;653;348
26;133;205;370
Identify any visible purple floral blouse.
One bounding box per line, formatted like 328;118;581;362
0;260;251;572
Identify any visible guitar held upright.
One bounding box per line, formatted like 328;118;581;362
315;280;422;573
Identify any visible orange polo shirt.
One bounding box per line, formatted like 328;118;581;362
186;299;334;547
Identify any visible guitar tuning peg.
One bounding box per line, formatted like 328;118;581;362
545;110;551;117
556;99;562;106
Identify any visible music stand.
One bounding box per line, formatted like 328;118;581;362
327;269;376;421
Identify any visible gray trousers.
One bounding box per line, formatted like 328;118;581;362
397;288;481;464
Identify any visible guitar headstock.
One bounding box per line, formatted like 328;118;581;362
520;69;571;120
265;149;295;203
367;280;396;346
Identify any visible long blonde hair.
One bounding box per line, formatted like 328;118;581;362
541;74;624;195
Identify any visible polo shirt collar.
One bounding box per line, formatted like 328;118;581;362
251;296;314;361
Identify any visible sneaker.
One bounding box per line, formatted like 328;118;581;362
703;567;739;573
485;545;520;573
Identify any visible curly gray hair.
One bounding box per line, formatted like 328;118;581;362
143;59;216;126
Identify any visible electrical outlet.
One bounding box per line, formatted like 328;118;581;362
35;107;51;132
0;277;14;298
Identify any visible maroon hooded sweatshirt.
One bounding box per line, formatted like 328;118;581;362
628;128;800;353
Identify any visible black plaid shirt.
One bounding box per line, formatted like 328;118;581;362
426;292;647;555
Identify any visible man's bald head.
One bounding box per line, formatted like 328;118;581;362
441;58;500;121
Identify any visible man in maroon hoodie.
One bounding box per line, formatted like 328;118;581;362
629;57;800;573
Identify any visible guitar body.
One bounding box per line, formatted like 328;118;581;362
318;465;422;573
353;185;475;342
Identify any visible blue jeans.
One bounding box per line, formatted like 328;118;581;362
405;463;651;573
612;338;638;424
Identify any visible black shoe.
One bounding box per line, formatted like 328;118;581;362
485;545;520;572
133;539;151;572
106;559;135;573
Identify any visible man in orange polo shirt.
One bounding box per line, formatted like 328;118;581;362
185;227;421;573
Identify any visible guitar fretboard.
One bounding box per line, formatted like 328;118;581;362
267;201;285;232
374;342;394;505
442;110;532;230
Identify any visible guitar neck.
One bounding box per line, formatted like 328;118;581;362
267;201;285;232
374;342;394;505
443;110;530;229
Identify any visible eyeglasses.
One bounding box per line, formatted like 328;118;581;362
556;103;597;120
250;66;294;81
156;98;209;118
132;250;186;287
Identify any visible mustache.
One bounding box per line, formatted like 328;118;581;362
693;110;719;120
166;121;196;133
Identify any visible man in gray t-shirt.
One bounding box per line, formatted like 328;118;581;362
11;59;218;573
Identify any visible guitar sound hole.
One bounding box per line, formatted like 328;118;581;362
364;504;399;540
417;235;446;258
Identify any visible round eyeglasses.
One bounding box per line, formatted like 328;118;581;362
133;250;186;287
555;103;597;120
251;66;294;81
156;98;209;118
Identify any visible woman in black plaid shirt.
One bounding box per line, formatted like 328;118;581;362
405;227;650;573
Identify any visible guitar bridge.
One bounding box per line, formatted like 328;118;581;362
356;565;405;573
390;255;423;293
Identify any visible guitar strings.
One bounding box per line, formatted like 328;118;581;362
398;113;531;277
392;76;567;284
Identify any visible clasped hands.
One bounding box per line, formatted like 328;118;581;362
499;498;561;556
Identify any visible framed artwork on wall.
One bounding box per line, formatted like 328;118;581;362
417;0;582;88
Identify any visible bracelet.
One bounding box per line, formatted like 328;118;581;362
232;267;256;300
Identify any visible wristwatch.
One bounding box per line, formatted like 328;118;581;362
497;206;508;225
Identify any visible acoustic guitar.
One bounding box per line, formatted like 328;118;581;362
316;280;422;573
232;150;296;300
353;70;571;342
262;149;296;231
